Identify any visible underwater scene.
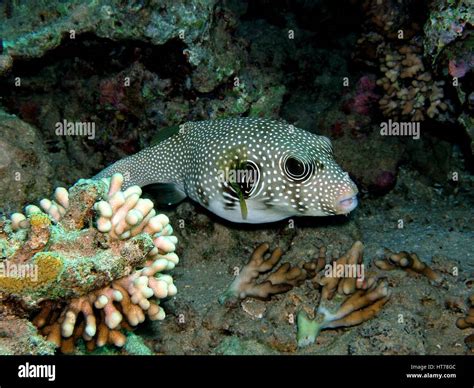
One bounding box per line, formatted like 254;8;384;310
0;0;473;363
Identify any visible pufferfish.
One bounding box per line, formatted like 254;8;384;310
94;117;358;223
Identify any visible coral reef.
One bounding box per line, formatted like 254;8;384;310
376;39;448;121
357;0;473;154
218;243;306;304
362;0;421;40
297;242;390;347
0;0;246;94
456;293;474;352
423;0;473;61
0;2;292;193
0;173;178;353
422;0;474;154
374;248;442;286
0;0;471;358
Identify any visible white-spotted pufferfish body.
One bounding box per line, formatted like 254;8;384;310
95;118;358;223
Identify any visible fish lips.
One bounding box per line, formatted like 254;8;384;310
335;193;359;214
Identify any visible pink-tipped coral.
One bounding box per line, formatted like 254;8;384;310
1;173;178;353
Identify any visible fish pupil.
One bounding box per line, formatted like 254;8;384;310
287;158;304;176
285;157;305;177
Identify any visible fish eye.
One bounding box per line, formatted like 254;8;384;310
284;156;313;182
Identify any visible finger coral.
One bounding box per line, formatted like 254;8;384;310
0;173;178;353
302;246;328;279
218;243;307;304
456;293;474;352
376;39;448;121
297;241;390;347
310;241;367;298
374;247;441;285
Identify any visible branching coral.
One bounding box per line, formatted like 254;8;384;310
297;241;390;347
218;241;391;347
0;173;178;353
374;247;442;285
357;1;451;122
302;246;328;280
456;293;474;352
218;243;307;304
310;241;368;297
33;260;176;354
376;39;448;121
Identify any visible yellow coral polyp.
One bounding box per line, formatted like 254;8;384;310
29;213;52;228
0;253;63;294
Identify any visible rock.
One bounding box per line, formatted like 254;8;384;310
0;110;53;212
332;129;404;194
0;0;241;95
213;336;278;355
0;54;13;76
0;315;55;355
124;332;154;356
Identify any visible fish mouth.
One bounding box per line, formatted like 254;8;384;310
335;193;358;214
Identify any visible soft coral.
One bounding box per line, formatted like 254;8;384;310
344;75;379;115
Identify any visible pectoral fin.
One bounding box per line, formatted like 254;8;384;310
230;182;248;220
143;183;187;206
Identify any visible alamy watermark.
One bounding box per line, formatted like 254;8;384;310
324;262;365;282
380;119;420;140
55;119;95;140
18;362;55;382
217;168;257;185
0;261;38;282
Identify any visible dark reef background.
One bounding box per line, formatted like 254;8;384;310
0;0;473;355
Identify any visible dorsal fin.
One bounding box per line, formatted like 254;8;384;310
149;125;181;146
